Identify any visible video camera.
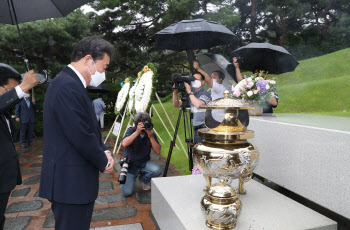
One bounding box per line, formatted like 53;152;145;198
172;73;196;92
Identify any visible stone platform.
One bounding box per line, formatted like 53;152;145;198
249;113;350;219
151;175;337;230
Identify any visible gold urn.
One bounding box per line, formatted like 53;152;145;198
193;91;260;229
201;182;242;230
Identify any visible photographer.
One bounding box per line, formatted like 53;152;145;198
172;72;212;143
120;112;162;197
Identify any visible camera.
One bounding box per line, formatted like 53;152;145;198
172;73;196;91
118;158;130;184
143;120;153;130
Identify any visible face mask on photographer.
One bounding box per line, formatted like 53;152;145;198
86;61;106;87
191;80;201;89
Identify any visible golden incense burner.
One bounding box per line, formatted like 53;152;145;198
193;91;259;229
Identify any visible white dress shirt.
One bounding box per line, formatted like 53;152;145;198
68;64;87;88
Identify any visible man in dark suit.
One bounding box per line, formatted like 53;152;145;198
39;37;115;230
0;64;39;230
15;95;37;148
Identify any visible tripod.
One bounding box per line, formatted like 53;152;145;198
163;92;194;177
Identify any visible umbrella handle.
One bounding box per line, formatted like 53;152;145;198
41;69;48;84
24;59;30;72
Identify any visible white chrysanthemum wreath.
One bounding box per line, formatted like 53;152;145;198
127;72;142;113
115;78;131;113
134;65;155;113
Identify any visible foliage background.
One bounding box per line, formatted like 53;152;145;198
1;0;350;136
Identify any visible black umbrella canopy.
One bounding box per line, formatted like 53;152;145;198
231;43;299;75
196;53;238;90
155;19;236;51
87;84;110;94
0;63;20;78
0;0;93;72
0;0;91;24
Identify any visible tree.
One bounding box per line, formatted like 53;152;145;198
90;0;200;93
263;0;307;46
232;0;265;43
0;10;93;75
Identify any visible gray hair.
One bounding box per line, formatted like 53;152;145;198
134;112;151;126
71;36;115;62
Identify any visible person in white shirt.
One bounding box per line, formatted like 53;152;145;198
193;61;227;101
193;61;227;123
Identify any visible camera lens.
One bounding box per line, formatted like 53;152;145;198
118;159;129;184
143;121;153;130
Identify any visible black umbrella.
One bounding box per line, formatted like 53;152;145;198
0;63;21;78
196;53;238;90
155;19;235;52
0;0;92;72
155;19;236;71
87;84;110;94
230;43;299;75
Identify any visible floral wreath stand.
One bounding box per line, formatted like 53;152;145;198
104;78;132;146
112;65;188;157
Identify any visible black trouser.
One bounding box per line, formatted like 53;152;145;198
0;192;11;230
51;201;95;230
19;122;34;145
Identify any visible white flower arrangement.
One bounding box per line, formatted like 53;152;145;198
134;67;154;113
127;73;141;113
231;73;278;107
115;78;131;113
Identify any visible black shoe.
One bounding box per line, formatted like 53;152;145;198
27;143;37;147
21;144;26;148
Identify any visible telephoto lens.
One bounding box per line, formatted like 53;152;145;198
118;158;129;184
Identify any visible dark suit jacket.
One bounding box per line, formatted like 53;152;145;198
15;98;36;123
0;89;22;193
0;88;21;113
39;66;108;204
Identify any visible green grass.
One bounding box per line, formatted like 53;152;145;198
152;102;192;175
274;48;350;116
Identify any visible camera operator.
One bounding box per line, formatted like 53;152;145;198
172;72;212;143
120;112;162;197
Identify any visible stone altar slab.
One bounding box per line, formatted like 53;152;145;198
249;113;350;219
151;175;337;230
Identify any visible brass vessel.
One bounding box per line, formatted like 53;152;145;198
201;182;242;230
193;91;260;229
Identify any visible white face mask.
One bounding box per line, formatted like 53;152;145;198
191;80;202;89
86;62;106;87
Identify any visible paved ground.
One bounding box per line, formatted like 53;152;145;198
4;134;181;230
